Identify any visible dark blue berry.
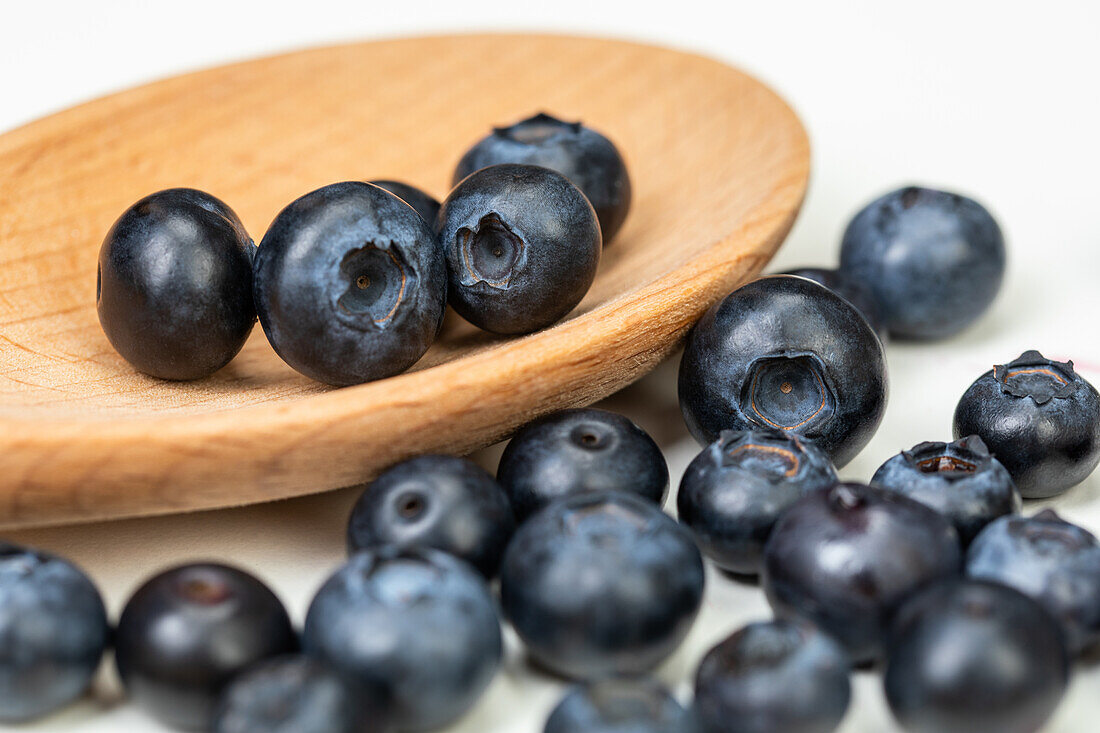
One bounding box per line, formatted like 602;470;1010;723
677;428;838;575
693;619;851;733
871;435;1020;544
761;483;961;664
97;188;255;380
782;267;886;339
253;181;447;386
454;112;631;242
212;655;392;733
346;454;515;577
437;163;600;334
839;185;1005;339
114;563;298;731
500;491;704;680
369;180;440;225
967;509;1100;655
678;275;888;467
884;580;1069;733
953;350;1100;498
544;678;690;733
303;546;501;732
0;543;109;722
498;408;669;521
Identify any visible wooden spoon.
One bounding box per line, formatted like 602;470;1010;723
0;34;808;527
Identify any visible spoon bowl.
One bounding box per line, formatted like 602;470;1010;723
0;34;808;527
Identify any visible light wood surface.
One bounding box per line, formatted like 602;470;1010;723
0;34;809;527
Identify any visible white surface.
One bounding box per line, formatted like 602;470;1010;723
3;1;1100;730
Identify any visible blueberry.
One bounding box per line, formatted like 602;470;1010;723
114;563;297;731
966;509;1100;655
453;112;631;242
838;185;1005;339
953;350;1100;498
498;408;669;521
761;483;961;664
500;491;704;679
870;435;1020;544
544;678;690;733
303;546;501;732
677;428;838;575
97;188;256;380
212;655;392;733
436;163;601;334
0;543;108;722
253;181;447;386
693;619;851;733
346;454;515;577
884;579;1069;733
369;180;440;225
782;267;886;339
678;275;888;467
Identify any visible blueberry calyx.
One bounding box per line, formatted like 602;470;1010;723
901;435;991;478
739;352;838;433
560;495;656;536
1019;510;1094;552
992;350;1078;405
175;573;235;605
394;490;429;520
492;112;582;144
335;242;412;329
718;622;805;671
569;423;613;450
717;429;806;480
455;212;526;289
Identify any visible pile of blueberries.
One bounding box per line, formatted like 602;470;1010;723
3;109;1098;733
95;112;630;385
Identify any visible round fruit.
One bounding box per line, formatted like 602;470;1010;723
303;546;501;732
253;181;447;386
761;483;961;664
500;491;704;679
498;408;668;521
679;275;888;467
437;163;601;335
97;188;255;380
884;580;1069;733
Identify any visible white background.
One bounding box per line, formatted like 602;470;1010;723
3;1;1100;730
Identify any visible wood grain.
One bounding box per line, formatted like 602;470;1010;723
0;34;809;527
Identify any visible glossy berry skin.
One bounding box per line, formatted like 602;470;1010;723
782;267;886;339
437;163;601;334
884;580;1069;733
500;491;705;680
0;544;109;723
761;483;961;664
677;429;838;575
254;181;446;386
967;510;1100;655
369;180;440;225
839;186;1005;339
303;546;501;732
693;619;851;733
543;678;690;733
211;655;392;733
953;350;1100;498
346;454;515;577
498;408;669;521
453;112;631;242
678;275;887;467
97;188;256;380
114;563;298;731
871;435;1020;545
